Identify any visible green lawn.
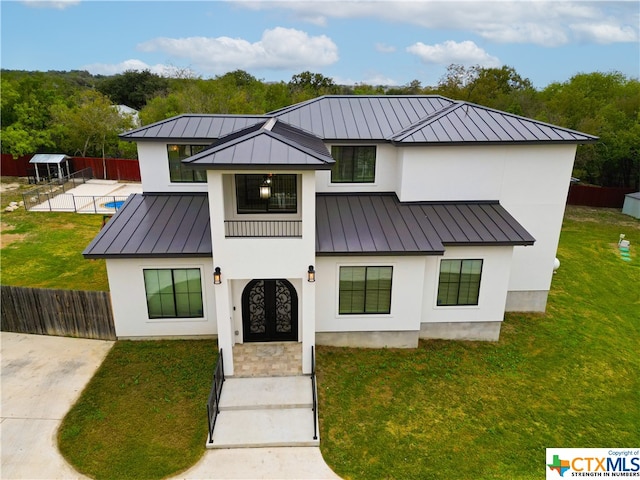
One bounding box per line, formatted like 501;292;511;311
317;206;640;479
58;340;217;480
1;177;108;291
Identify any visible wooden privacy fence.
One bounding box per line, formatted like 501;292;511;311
1;286;116;340
1;154;140;182
567;184;636;208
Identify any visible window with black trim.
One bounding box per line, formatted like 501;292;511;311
437;259;483;306
143;268;203;318
331;146;376;183
235;174;297;213
167;145;207;182
339;266;392;314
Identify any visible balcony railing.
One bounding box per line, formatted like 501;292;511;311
224;220;302;238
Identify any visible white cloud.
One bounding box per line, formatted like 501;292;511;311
407;40;500;67
81;59;180;77
137;27;339;74
570;23;638;44
20;0;79;9
375;43;396;53
241;1;639;47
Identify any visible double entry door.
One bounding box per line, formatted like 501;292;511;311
242;279;298;342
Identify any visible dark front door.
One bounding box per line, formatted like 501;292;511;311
242;279;298;342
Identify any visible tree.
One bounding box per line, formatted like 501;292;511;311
435;65;537;114
288;71;338;102
51;90;134;173
539;72;640;188
97;69;169;110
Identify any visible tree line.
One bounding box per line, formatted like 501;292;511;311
1;66;638;188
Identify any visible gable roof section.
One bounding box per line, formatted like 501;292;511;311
391;101;598;144
182;118;334;170
83;194;211;259
316;193;535;256
120;114;268;142
270;95;455;140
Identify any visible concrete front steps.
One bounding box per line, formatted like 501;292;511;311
206;375;319;449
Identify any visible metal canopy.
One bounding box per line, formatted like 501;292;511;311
29;154;71;164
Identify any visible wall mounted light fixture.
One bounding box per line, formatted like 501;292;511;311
214;267;222;285
259;174;272;199
307;265;316;283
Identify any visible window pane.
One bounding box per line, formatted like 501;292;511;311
437;259;482;306
236;174;297;213
331;146;376;183
167;145;207;183
339;266;392;314
143;268;202;318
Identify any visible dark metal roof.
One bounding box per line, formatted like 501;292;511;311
315;193;535;255
119;95;597;146
120;114;268;142
391;102;598;144
183;118;334;170
83;194;211;259
84;193;534;259
271;95;455;140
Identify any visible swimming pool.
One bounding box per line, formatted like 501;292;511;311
103;200;125;209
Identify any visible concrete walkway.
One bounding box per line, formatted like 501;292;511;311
0;332;113;480
0;333;341;480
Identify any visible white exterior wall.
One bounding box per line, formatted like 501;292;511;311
315;256;426;333
420;246;514;325
397;144;577;298
137;142;208;194
315;143;398;193
207;170;317;374
106;257;217;338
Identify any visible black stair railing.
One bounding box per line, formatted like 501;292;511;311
311;345;318;440
206;349;225;444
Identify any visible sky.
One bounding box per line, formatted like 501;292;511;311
1;0;638;89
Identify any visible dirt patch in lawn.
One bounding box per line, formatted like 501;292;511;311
0;222;27;248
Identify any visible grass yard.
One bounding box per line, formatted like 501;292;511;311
1;177;108;291
316;206;640;480
58;340;217;480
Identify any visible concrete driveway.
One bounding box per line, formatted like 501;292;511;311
1;332;340;480
0;332;113;480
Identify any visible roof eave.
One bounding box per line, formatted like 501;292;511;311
391;139;599;146
186;162;334;171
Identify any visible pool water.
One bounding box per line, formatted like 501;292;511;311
104;200;125;209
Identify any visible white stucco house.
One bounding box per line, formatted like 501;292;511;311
83;95;597;375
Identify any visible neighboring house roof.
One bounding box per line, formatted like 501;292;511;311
29;154;71;164
183;118;334;170
83;194;211;258
83;193;534;259
316;193;535;256
119;95;597;145
120;114;268;142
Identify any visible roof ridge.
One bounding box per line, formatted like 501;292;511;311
457;101;599;139
390;101;465;141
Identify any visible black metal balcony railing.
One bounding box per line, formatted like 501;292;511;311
224;220;302;238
